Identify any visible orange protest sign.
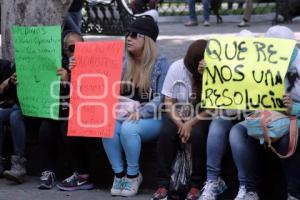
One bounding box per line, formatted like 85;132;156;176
67;41;124;138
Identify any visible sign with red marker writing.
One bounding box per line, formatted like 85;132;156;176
68;41;124;138
202;36;296;111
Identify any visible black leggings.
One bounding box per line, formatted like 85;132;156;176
156;115;211;189
39;119;94;175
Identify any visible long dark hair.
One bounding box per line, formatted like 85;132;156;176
286;48;299;92
184;39;207;105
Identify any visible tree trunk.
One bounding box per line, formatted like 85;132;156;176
1;0;73;61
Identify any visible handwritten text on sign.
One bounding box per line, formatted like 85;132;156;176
12;26;61;119
201;36;296;111
67;41;124;138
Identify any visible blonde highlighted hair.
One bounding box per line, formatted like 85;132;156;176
122;36;158;94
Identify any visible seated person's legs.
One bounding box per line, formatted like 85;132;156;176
102;121;126;196
276;134;300;199
229;123;261;200
38;119;63;189
0;106;15;175
119;118;163;196
152;115;180;200
186;119;210;200
57;137;95;191
200;117;236;200
3;105;27;183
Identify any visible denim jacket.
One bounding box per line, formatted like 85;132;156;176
122;54;170;118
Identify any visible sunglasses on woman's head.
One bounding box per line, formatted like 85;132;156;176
125;31;145;39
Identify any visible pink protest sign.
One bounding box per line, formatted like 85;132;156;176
68;41;124;138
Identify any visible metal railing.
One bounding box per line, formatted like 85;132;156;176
81;0;276;35
81;0;135;35
158;0;276;16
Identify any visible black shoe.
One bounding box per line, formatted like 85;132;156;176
38;171;56;189
57;173;94;191
0;157;5;178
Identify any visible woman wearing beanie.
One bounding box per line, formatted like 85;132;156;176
151;40;212;200
102;16;170;197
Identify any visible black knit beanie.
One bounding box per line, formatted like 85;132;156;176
126;16;159;42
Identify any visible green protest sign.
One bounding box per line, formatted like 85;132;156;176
12;26;61;119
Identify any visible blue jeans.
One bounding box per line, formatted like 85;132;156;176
188;0;210;21
206;117;236;181
102;118;162;176
229;123;263;191
276;134;300;198
230;122;300;197
0;104;26;157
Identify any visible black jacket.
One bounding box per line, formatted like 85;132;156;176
0;59;18;108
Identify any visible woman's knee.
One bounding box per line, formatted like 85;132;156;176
120;121;140;139
208;118;233;138
9;110;22;124
229;123;247;147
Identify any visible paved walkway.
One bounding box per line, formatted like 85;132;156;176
85;20;300;63
0;177;155;200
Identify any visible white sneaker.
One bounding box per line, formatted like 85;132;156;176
199;178;227;200
203;21;210;26
288;194;300;200
244;191;259;200
234;185;247;200
238;20;249;27
120;173;143;197
110;176;124;196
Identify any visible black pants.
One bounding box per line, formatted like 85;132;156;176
157;115;211;189
39;119;94;175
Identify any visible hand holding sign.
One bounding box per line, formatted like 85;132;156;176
57;68;69;82
69;57;76;70
283;94;293;114
198;60;207;75
9;73;17;85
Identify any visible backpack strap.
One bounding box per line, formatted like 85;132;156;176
261;110;272;146
262;113;298;159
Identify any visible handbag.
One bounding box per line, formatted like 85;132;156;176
116;96;140;121
246;110;299;158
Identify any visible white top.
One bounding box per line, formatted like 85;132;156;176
162;59;193;103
